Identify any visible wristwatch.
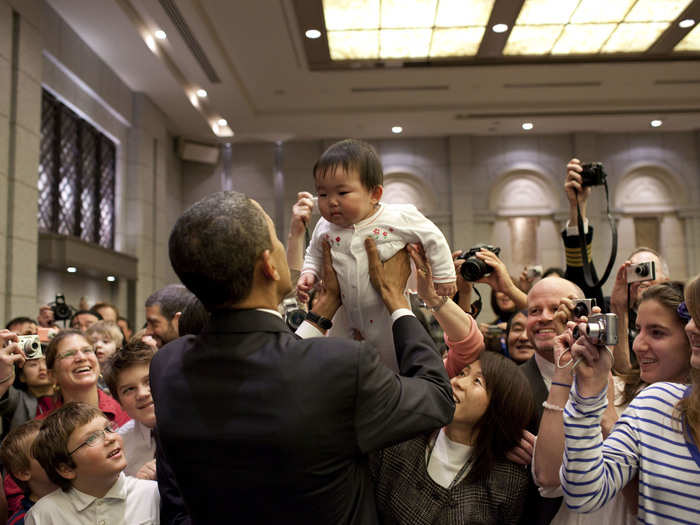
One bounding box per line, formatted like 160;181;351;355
305;311;333;330
426;296;449;313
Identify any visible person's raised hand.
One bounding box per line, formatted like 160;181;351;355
475;249;512;293
570;322;613;397
610;261;632;312
366;238;410;313
565;158;591;211
290;191;314;238
506;430;536;466
407;243;438;303
0;330;24;385
452;250;473;298
135;459;157;480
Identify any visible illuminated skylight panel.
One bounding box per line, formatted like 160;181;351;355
625;0;692;23
675;24;700;51
322;0;379;30
515;0;579;25
570;0;635;24
328;30;379;59
503;25;564;55
380;0;436;29
380;29;432;58
430;27;485;57
551;23;616;54
601;22;668;52
434;0;495;28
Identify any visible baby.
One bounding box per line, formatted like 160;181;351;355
298;139;456;371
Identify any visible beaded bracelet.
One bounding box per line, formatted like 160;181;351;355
542;401;565;412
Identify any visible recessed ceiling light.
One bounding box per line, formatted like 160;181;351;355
196;89;207;98
391;126;403;134
679;19;696;29
106;275;116;282
189;93;199;108
155;30;167;40
492;23;508;33
522;122;534;130
66;266;77;273
305;29;322;39
650;119;663;127
218;118;228;127
144;34;157;52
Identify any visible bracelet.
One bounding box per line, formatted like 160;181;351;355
427;296;449;313
542;401;565;412
0;373;14;385
551;381;572;388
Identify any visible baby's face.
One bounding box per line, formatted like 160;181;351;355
89;334;117;365
315;167;381;228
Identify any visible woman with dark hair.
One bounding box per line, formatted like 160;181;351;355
559;275;700;523
371;351;534;524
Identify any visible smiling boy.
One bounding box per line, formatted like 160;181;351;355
26;403;159;524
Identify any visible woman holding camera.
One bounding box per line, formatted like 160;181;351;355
559;275;700;523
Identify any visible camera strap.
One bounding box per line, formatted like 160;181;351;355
576;181;617;289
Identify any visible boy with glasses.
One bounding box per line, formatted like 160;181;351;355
25;402;159;524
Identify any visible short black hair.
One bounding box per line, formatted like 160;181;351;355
178;295;209;336
145;284;194;321
5;317;36;330
313;139;383;191
542;267;564;278
169;191;272;309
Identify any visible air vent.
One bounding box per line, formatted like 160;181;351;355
351;85;448;93
655;79;700;85
159;0;220;83
456;108;700;120
504;82;601;88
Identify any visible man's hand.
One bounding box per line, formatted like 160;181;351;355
506;430;536;465
475;249;512;293
610;261;632;312
309;241;341;321
366;238;410;313
135;459;157;480
565;158;591;224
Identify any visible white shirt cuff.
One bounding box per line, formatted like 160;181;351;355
295;320;324;339
565;219;588;236
391;308;415;323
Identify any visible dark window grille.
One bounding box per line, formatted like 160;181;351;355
38;90;116;249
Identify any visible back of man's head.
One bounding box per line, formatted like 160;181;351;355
169;191;272;310
145;284;194;322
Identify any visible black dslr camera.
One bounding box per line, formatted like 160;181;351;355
51;294;72;321
581;163;607;187
457;244;501;282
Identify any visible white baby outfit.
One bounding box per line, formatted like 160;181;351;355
302;202;455;371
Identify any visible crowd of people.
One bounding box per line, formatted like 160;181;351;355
0;140;698;524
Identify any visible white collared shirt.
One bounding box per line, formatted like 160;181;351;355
534;351;555;391
118;419;156;477
26;472;159;525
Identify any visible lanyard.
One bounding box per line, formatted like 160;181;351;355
426;433;473;490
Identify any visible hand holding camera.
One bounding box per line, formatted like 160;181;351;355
567;316;617;397
0;329;26;386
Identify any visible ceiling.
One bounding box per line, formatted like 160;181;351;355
46;0;700;143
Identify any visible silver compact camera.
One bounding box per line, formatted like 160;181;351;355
17;335;43;360
627;261;655;283
573;313;618;346
572;298;595;319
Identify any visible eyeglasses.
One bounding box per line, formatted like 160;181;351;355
68;422;118;455
57;347;96;361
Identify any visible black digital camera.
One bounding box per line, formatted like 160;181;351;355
457;244;501;282
581;162;607;187
51;294;72;321
573;298;595;318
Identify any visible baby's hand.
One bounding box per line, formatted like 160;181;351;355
435;281;457;298
297;273;317;304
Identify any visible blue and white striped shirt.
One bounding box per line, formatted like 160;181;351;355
560;381;700;524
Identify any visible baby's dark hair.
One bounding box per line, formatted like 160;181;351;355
313;139;383;191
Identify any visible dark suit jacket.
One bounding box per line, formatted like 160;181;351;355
519;355;562;525
150;310;454;525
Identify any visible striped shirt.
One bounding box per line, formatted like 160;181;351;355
560;381;700;524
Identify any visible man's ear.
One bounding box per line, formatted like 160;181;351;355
56;463;76;481
260;250;280;281
172;311;182;332
370;185;383;205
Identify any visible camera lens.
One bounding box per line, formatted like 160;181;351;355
635;265;649;276
573;303;588;318
460;258;488;281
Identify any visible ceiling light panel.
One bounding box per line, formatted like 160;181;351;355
435;0;495;27
381;0;436;29
625;0;692;23
515;0;579;25
328;30;379;59
602;22;668;52
551;23;616;54
323;0;379;30
570;0;635;24
380;29;432;58
430;27;485;56
503;25;564;55
675;24;700;51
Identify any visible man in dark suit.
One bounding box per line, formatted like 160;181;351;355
150;191;455;524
